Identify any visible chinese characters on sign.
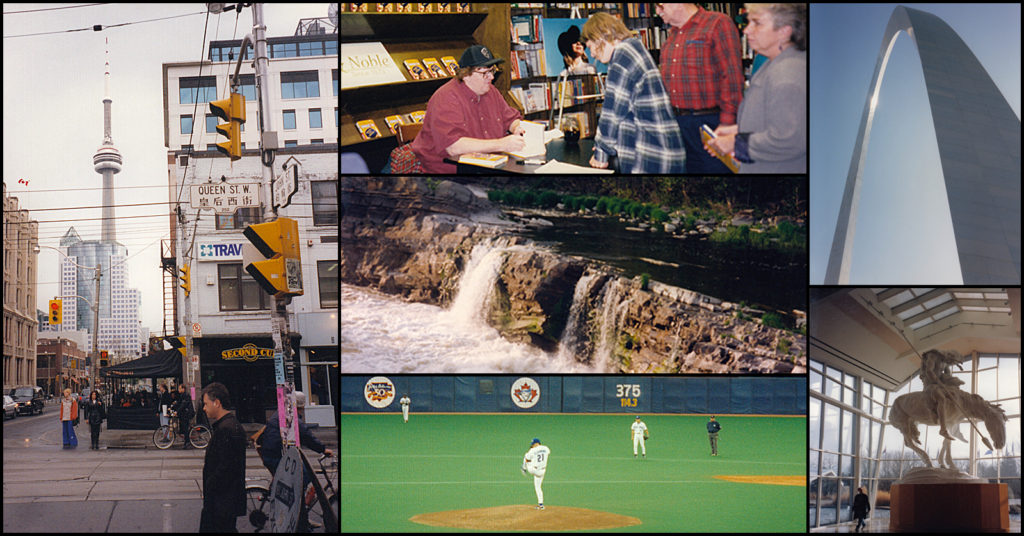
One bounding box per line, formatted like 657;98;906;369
190;183;261;213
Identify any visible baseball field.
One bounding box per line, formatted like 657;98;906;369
341;413;806;532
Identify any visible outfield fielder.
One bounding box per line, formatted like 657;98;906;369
707;415;721;456
631;416;648;458
521;438;550;509
399;394;411;423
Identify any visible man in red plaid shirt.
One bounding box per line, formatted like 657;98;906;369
656;3;744;174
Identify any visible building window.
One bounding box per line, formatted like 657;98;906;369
317;260;338;309
309;109;322;129
282;110;296;130
218;263;269;311
311;181;337;226
179;76;217;104
280;71;320;99
271;42;297;58
180;115;194;134
216;207;262;230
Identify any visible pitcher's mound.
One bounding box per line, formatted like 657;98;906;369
410;504;642;531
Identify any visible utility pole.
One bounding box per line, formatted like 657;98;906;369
250;3;299;448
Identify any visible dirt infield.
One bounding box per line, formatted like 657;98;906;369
409;505;643;531
712;475;805;486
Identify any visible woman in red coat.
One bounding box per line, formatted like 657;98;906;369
59;388;79;449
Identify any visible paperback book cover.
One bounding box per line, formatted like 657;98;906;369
440;56;460;76
458;152;508;168
384;115;405;135
422;57;447;78
356;119;382;140
403;59;428;80
700;124;741;173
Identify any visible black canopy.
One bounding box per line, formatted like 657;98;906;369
100;349;182;378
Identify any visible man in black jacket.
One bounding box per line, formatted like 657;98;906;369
199;382;247;532
173;384;195;449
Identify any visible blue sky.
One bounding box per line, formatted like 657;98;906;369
810;4;1021;284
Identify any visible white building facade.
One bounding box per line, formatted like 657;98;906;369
161;22;338;425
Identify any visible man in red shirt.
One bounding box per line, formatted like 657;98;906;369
656;3;743;174
410;45;526;173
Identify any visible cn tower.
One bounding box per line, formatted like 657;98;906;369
92;37;122;242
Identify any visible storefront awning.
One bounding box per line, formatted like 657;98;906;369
100;350;182;378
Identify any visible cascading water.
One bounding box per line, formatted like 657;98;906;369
341;238;601;372
445;240;510;327
554;271;605;365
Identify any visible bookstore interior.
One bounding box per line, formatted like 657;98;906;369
341;3;805;174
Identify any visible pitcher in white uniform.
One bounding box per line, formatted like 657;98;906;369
631;416;648;458
521;438;550;509
399;395;411;422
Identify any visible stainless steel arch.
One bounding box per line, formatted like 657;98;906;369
825;6;1021;284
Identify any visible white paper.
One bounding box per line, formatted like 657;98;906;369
507;120;546;158
534;160;614;174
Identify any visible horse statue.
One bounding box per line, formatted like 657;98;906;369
888;350;1008;469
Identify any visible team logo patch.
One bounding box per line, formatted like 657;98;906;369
481;47;492;59
511;377;540;409
364;376;396;408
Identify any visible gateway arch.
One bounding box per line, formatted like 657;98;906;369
825;5;1020;284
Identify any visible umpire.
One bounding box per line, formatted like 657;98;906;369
707;416;721;456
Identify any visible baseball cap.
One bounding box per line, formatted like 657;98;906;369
459;45;504;69
531;438;541;445
635;416;641;419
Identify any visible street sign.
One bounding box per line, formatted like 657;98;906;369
192;322;202;338
273;161;299;209
189;182;260;213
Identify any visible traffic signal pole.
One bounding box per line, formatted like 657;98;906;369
250;4;301;450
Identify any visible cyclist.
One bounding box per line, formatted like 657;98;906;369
259;391;334;532
172;384;196;450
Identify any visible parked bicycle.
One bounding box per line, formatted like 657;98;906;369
152;410;212;449
243;452;337;532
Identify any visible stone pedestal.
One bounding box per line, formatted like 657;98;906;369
890;482;1008;532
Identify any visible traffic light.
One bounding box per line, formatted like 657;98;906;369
179;263;191;297
209;92;245;160
243;217;303;297
49;299;62;325
100;350;109;368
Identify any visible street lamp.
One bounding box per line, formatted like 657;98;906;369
35;244;103;391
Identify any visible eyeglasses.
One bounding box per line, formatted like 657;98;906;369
474;67;500;78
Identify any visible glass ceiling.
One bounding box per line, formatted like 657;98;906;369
871;288;1011;333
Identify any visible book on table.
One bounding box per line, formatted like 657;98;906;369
506;120;546;158
458;152;508;168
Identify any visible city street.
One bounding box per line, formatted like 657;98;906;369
3;399;337;532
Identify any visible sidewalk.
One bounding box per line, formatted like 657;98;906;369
102;422;338;451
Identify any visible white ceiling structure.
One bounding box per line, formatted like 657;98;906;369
810;288;1021;390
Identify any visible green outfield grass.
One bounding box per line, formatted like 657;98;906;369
342;413;806;532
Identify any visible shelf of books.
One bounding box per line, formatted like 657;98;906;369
340;3;510;165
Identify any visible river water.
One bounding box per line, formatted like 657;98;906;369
517;214;806;315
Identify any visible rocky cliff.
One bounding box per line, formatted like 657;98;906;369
342;178;806;373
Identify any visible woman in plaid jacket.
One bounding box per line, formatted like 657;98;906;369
583;12;685;173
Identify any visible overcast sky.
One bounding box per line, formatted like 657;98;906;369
3;3;334;335
810;4;1021;284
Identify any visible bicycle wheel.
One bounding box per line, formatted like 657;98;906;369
189;424;211;449
153;425;174;449
241;485;272;533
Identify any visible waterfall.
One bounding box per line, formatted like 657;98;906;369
554;271;604;365
445;240;509;326
593;278;631;372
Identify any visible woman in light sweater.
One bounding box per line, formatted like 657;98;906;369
59;388;79;449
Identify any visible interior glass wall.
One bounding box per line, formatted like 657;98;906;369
809;353;1021;529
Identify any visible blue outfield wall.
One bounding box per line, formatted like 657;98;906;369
341;376;806;415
